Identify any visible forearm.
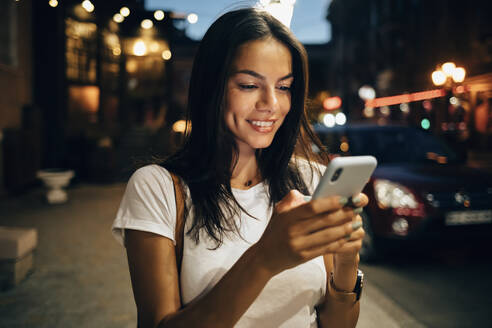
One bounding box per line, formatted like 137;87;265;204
158;243;273;328
333;254;359;291
317;294;359;328
318;255;360;328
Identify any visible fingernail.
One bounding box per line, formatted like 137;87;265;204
339;196;348;206
352;221;362;230
303;195;312;202
354;207;363;214
351;195;361;205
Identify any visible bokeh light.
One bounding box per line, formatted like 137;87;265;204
380;106;390;116
452;67;466;83
154;10;165;21
187;13;198;24
141;19;153;29
335;112;347;125
162;50;172;60
133;40;147;56
113;13;124;23
431;70;446;86
421;118;431;130
323;113;336;127
120;7;130;17
441;62;456;77
82;0;94;13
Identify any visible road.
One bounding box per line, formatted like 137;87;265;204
360;244;492;328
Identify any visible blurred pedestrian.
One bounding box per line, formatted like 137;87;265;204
113;7;366;328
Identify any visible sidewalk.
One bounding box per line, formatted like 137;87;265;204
0;184;423;328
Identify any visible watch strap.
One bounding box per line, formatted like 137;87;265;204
328;269;363;303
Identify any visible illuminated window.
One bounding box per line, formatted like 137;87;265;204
65;18;97;83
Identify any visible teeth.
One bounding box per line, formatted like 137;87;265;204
250;120;274;127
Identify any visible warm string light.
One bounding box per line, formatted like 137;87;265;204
113;13;124;23
120;7;130;17
154;10;165;21
82;0;94;13
106;6;176;61
49;0;58;7
141;19;153;29
111;7;130;24
162;50;172;60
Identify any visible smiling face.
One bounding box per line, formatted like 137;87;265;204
224;38;293;155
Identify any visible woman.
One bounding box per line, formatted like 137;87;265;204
112;7;367;328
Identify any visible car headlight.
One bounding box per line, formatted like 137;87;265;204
374;179;418;209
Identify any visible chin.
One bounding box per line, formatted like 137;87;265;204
252;143;274;150
248;137;275;150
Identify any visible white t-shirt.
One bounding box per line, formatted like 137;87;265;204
112;163;327;327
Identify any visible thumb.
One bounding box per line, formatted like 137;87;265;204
275;190;307;214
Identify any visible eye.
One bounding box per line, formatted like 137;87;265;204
239;84;258;90
278;85;292;92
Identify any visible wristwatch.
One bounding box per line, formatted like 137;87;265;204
329;269;364;303
353;269;364;301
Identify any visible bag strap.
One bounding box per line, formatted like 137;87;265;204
170;172;185;274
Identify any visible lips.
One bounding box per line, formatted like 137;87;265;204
247;120;276;132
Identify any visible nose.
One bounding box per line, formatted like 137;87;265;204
256;86;278;112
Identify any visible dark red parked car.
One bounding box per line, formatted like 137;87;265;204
314;124;492;261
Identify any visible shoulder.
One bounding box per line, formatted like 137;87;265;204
112;164;179;246
124;164;176;209
130;164;172;185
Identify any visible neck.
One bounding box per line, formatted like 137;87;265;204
231;148;260;189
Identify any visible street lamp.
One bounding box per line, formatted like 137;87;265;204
431;62;466;87
431;61;468;154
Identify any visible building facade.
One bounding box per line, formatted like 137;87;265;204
325;0;492;150
0;0;198;194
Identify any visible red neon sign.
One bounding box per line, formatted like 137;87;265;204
365;89;446;108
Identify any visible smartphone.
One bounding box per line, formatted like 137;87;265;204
312;156;377;200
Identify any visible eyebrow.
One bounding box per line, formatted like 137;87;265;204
234;69;293;82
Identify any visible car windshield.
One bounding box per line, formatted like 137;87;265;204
316;126;459;164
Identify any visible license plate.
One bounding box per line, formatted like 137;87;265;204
445;210;492;226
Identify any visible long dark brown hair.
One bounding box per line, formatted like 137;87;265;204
162;8;328;247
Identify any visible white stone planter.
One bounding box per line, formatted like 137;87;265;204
36;169;75;204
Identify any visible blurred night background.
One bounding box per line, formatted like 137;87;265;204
0;0;491;327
